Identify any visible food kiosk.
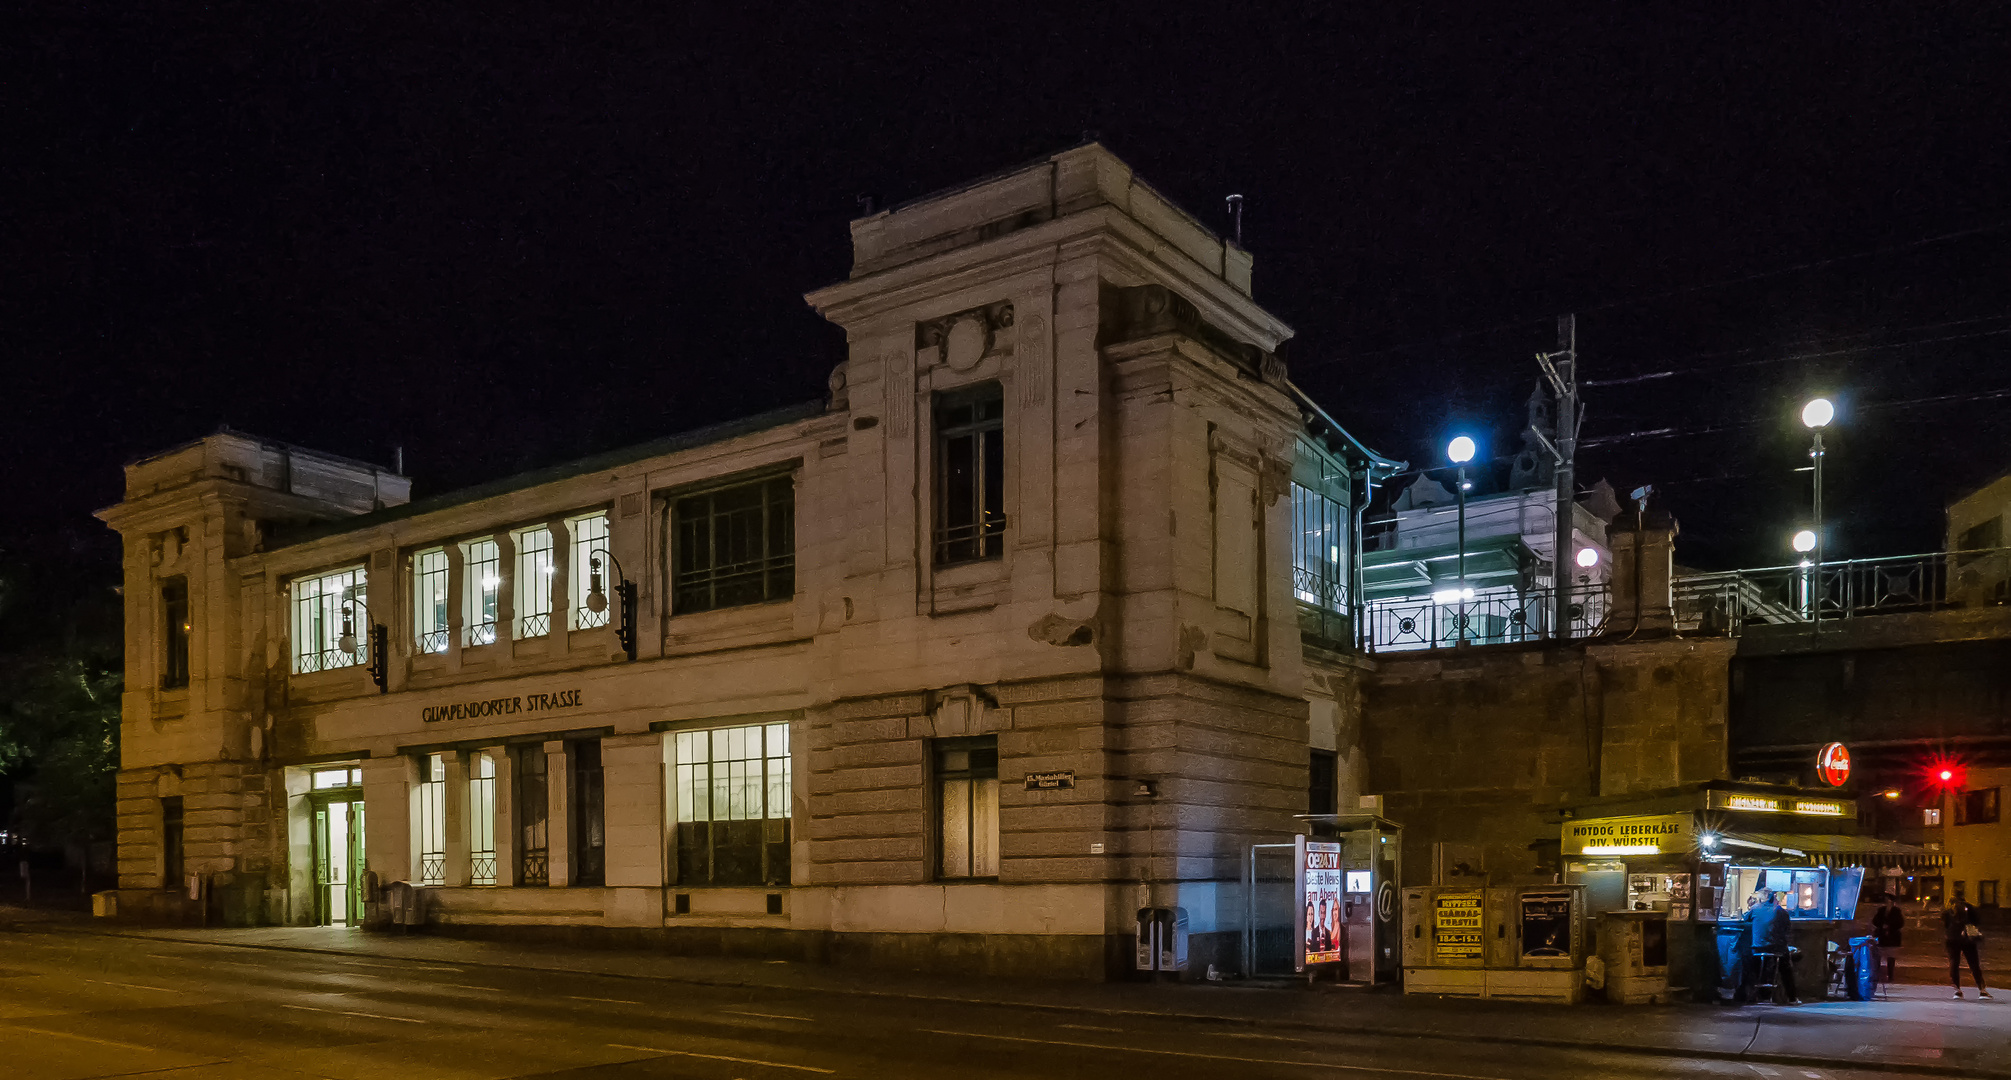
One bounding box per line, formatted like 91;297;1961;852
1560;781;1948;1002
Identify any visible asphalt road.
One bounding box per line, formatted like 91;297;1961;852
0;929;1923;1079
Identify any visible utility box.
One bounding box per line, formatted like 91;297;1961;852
1402;886;1488;997
1405;886;1586;1002
1596;910;1670;1004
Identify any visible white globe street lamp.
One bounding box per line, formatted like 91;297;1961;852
1446;436;1477;642
1800;397;1833;629
1792;529;1817;554
1575;547;1600;569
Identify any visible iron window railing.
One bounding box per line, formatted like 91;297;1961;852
515;527;554;638
291;567;367;674
417;754;446;885
514;745;548;885
673;477;795;614
571;513;612;629
463;538;500;647
468;754;497;886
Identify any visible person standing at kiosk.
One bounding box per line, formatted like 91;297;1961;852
1871;896;1906;982
1747;891;1800;1004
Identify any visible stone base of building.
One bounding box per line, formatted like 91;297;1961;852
95;878;271;927
417;921;1237;981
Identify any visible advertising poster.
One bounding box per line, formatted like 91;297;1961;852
1301;840;1344;968
1433;890;1485;965
1518;891;1573;958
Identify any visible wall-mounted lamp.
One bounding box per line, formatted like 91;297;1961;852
338;587;388;694
584;554;639;662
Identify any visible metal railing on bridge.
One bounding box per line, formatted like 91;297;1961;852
1673;547;2011;635
1359;583;1611;653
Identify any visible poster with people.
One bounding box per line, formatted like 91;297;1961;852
1301;840;1344;967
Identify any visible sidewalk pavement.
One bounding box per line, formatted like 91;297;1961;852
6;905;2008;1078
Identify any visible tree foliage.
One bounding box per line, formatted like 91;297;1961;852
0;531;123;850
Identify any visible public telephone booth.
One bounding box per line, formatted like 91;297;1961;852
1292;814;1403;984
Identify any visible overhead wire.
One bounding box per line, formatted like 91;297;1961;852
1294;218;2011;374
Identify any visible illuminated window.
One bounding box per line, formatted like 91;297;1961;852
469;754;497;885
936;736;999;880
673;478;794;614
570;513;611;629
417;753;446;885
291;566;366;674
514;527;554;638
463;539;500;646
934;385;1006;565
161;576;190;688
673;723;791;886
412;548;449;654
1292;484;1348;613
312;767;362;790
1924;806;1943;827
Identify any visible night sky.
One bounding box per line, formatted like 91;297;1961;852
9;5;2009;574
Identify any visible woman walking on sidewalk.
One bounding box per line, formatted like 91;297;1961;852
1943;899;1991;999
1871;895;1905;982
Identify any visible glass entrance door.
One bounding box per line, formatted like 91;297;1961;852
313;797;367;926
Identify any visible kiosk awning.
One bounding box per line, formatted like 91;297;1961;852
1717;831;1950;869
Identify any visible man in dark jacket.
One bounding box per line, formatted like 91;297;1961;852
1747;891;1799;1003
1871;896;1906;981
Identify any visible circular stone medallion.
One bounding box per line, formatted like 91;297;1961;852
944;316;987;371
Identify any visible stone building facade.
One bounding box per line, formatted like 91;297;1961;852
96;144;1384;977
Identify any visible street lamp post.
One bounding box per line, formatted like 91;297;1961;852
1801;398;1833;630
1447;436;1476;642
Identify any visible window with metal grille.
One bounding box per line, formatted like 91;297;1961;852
570;513;612;628
1292;483;1349;613
161;577;190;688
570;741;605;886
672;477;794;614
514;527;554;637
514;745;548;885
468;754;497;885
413;548;449;654
673;723;790;886
934;385;1006;565
463;539;500;646
935;736;999;879
417;754;446;885
291;566;366;674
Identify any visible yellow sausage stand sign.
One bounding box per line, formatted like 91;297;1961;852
1561;812;1693;857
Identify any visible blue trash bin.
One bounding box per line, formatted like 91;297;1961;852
1848;935;1878;1001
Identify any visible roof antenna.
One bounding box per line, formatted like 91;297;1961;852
1225;194;1244;246
856;193;877;215
393;446;405;475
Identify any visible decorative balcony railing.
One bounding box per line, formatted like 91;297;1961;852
1360;583;1610;653
1674;548;2011;635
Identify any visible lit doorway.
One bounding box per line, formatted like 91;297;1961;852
309;767;367;926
